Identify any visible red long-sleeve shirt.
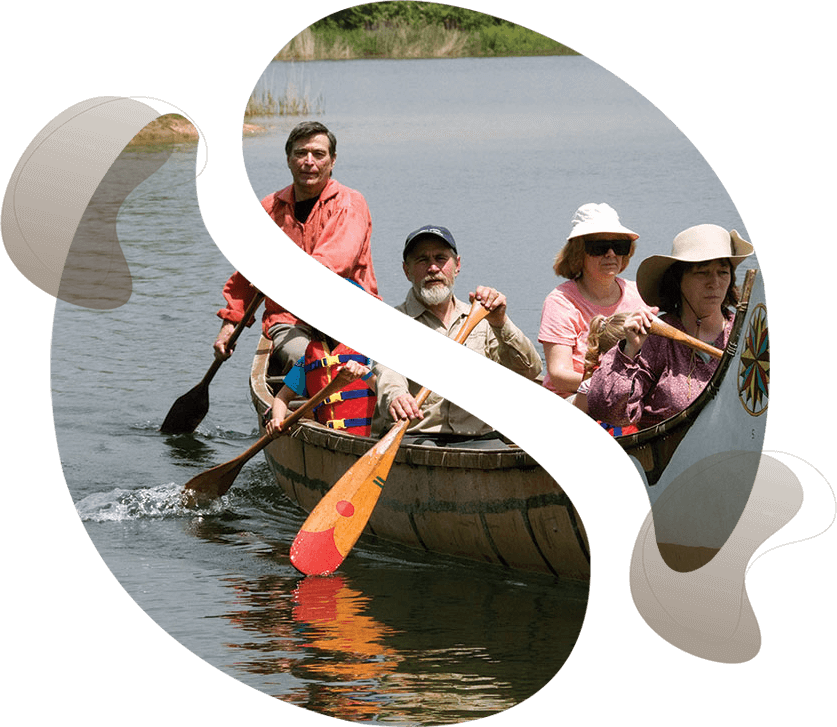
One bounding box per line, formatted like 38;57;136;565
217;178;379;335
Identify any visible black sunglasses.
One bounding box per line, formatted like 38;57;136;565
584;239;632;257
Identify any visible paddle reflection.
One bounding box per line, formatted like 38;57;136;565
291;575;401;680
215;559;585;724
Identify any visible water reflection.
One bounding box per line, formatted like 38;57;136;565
216;558;586;724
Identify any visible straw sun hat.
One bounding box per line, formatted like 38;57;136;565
636;224;754;308
567;202;639;241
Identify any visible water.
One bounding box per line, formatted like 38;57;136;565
247;56;752;341
52;55;751;725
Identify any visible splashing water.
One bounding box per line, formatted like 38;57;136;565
76;482;228;522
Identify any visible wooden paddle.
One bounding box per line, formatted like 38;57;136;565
290;301;492;576
180;366;355;507
160;291;265;434
648;315;724;359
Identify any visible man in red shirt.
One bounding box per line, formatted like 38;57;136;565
213;121;379;374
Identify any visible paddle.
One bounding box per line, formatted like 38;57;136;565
180;366;355;507
160;291;265;434
290;300;492;576
648;315;724;360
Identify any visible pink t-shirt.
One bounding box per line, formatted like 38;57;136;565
538;277;647;396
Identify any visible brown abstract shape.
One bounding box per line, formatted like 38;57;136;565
2;97;181;308
630;453;803;663
651;451;763;570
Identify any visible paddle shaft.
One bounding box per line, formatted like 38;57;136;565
160;290;265;434
397;305;489;415
648;316;724;360
204;291;265;384
216;367;350;470
211;290;264;372
181;367;354;500
290;300;492;576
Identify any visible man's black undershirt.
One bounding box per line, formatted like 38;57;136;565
294;196;318;223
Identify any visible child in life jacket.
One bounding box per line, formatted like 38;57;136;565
265;278;377;438
574;312;638;437
265;330;377;438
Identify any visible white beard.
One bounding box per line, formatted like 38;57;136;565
416;280;454;307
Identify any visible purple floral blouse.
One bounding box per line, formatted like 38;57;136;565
586;312;733;429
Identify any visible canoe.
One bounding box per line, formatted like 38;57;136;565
617;267;768;570
250;357;592;582
249;268;766;580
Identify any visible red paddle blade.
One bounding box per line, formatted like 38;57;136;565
290;423;406;575
290;527;345;576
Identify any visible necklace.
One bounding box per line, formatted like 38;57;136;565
686;324;718;400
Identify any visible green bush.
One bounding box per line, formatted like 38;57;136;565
477;24;574;57
313;2;504;32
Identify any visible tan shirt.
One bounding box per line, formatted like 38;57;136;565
372;290;543;436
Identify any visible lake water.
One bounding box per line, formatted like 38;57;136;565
52;55;755;725
246;56;754;342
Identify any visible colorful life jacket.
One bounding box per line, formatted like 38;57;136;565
304;339;376;436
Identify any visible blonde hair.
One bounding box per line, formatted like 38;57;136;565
582;313;629;379
552;236;637;280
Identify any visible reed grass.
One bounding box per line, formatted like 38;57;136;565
245;62;325;117
247;17;573;118
274;23;574;61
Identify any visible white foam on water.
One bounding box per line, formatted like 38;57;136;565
75;482;226;521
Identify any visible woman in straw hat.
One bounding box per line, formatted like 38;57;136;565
586;224;753;429
538;203;650;399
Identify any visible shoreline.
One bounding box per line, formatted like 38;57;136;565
127;115;265;146
129;36;574;146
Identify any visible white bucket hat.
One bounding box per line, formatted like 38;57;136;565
567;202;639;241
637;224;754;308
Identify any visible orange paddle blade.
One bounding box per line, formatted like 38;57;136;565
290;419;409;575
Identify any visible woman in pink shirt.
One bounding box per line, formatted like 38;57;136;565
538;203;648;399
586;224;753;429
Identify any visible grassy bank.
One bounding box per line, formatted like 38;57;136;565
126;114;199;145
254;8;575;119
280;3;576;60
246;16;572;118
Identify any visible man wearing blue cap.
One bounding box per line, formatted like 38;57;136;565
372;225;542;448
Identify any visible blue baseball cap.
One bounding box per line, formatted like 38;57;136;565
403;225;458;260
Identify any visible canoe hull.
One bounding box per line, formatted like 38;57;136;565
249;269;767;579
250;339;590;581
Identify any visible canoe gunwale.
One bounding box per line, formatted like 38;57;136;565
250;338;541;470
249;267;758;472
